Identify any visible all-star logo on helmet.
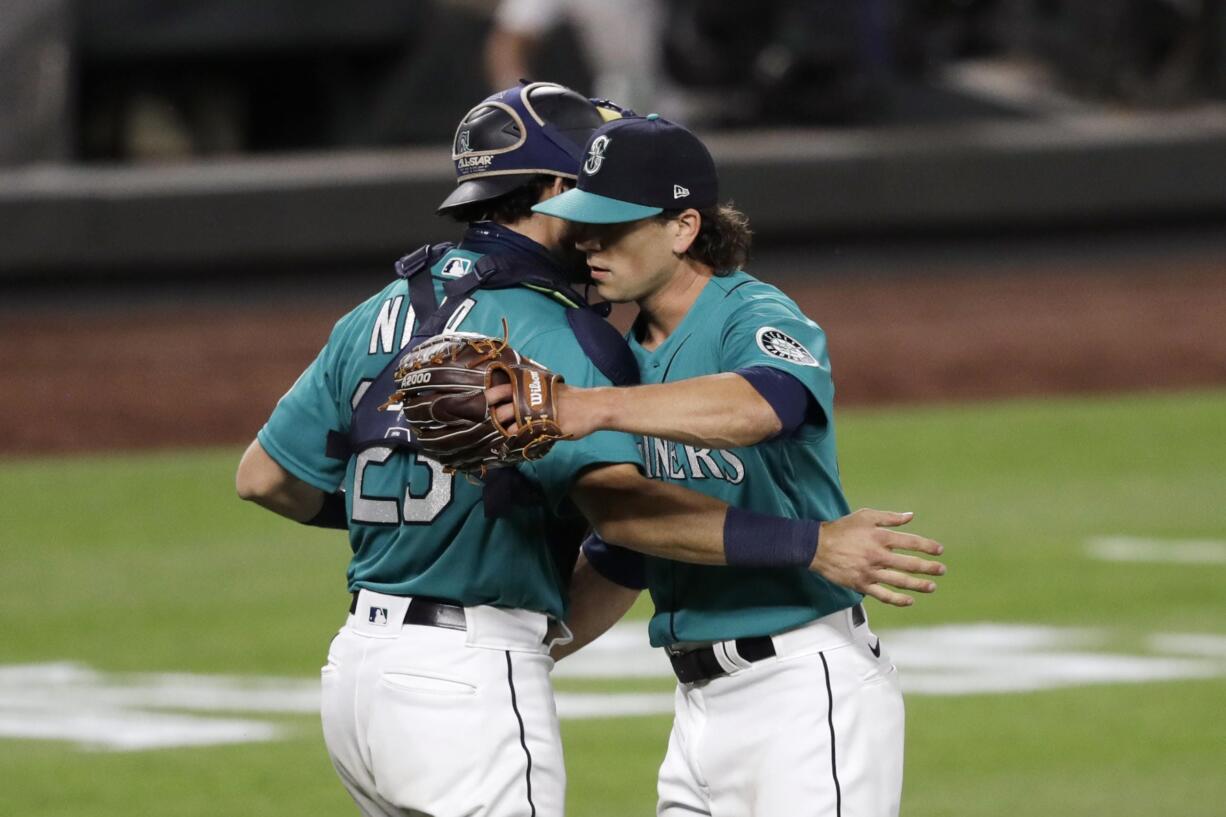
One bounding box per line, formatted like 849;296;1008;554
436;82;624;214
583;135;611;175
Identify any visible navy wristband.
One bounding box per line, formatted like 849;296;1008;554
581;533;647;590
723;506;820;568
306;491;348;530
735;366;815;437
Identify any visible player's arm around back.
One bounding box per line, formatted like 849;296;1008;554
570;463;946;608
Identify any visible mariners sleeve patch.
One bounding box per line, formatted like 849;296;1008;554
755;327;820;367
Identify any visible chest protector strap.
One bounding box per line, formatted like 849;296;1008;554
336;244;641;515
325;244;454;462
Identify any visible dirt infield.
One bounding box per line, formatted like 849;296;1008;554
2;247;1224;456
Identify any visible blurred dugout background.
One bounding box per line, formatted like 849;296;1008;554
4;0;1226;275
7;0;1226;162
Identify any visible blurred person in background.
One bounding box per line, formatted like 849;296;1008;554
1025;0;1223;105
0;0;73;165
659;0;894;125
486;0;897;127
485;0;680;116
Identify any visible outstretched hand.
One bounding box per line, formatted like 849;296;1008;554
812;509;946;607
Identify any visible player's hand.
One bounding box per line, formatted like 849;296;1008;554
487;382;601;440
811;509;945;607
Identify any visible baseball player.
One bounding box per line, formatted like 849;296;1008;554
523;114;934;816
235;84;938;817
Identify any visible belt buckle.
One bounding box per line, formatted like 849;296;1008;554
667;647;712;685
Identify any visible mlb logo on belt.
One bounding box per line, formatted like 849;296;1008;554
368;607;389;626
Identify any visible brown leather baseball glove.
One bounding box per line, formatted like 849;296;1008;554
381;322;568;476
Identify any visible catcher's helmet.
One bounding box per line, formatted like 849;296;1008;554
437;81;627;213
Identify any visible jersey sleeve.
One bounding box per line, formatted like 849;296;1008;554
256;319;352;493
718;299;835;430
516;327;643;511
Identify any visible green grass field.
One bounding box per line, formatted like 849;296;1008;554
2;390;1224;816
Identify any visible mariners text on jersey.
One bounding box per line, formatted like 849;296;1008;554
638;436;746;483
627;270;862;647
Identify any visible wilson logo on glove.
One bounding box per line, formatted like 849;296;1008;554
380;320;568;477
528;370;544;407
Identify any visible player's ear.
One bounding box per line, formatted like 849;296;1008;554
540;176;569;202
671;209;701;255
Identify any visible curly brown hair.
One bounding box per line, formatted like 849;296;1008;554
657;203;752;275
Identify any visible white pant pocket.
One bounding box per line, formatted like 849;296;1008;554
366;668;492;813
378;670;476;696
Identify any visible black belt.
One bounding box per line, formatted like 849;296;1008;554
349;592;467;631
668;604;866;685
668;636;776;685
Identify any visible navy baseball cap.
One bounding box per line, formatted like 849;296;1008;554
437;82;625;213
532;114;718;224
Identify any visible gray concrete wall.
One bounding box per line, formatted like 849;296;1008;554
3;108;1226;277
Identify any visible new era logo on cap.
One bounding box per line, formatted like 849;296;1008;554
673;184;690;199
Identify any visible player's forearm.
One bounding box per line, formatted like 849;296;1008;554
552;552;640;661
596;482;729;564
573;465;739;565
559;373;781;449
571;465;948;608
236;439;326;523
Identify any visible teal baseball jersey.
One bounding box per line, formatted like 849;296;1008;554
258;246;641;619
629;270;862;647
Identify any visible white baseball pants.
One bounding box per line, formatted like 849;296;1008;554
321;590;566;817
657;607;905;817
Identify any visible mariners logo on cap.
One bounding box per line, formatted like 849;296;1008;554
756;327;821;367
583;135;611;175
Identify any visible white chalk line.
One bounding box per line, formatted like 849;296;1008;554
3;622;1224;750
1086;536;1226;565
